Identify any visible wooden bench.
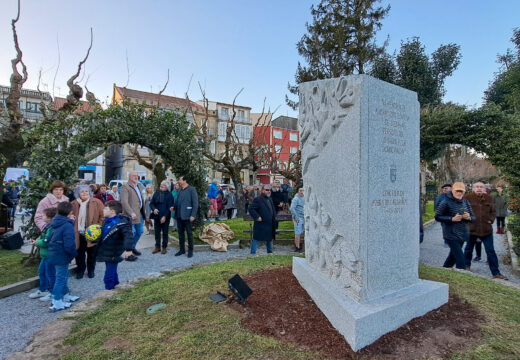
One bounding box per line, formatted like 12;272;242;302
242;212;294;242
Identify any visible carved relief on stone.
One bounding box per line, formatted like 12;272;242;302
299;77;357;175
304;184;362;300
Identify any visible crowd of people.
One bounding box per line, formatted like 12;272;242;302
28;172;199;311
434;181;509;280
16;172;514;312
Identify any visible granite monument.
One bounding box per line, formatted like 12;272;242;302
292;75;448;351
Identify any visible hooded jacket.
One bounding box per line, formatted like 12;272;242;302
96;215;134;263
47;215;77;266
435;192;475;242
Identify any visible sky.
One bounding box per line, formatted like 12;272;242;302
0;0;519;117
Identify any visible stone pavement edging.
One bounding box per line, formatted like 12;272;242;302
5;253;279;359
0;265;77;300
423;219;436;229
506;230;520;278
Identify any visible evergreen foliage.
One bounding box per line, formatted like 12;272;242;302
371;37;461;107
287;0;390;109
20;100;207;240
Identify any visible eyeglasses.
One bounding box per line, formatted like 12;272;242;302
454;190;464;193
264;189;271;192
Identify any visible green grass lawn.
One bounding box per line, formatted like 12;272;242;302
0;248;39;287
213;218;295;241
62;256;520;360
423;201;435;223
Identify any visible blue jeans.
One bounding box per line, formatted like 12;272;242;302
443;239;466;269
51;265;70;301
464;234;501;275
250;239;273;254
104;262;119;290
38;258;56;292
132;218;144;249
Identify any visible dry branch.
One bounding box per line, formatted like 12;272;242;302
60;27;93;113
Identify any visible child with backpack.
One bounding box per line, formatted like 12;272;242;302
28;207;57;301
47;202;80;311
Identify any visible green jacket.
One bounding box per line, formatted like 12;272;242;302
35;226;53;258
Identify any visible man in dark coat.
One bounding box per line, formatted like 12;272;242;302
464;181;507;279
174;175;198;258
248;185;277;254
435;182;475;270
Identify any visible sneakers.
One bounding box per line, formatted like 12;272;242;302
152;248;160;254
493;274;508;280
473;256;481;262
125;255;138;262
132;249;142;256
161;248;167;254
63;294;80;302
39;293;53;301
49;299;71;311
28;290;49;299
174;250;185;256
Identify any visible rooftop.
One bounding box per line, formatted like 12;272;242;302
114;85;203;110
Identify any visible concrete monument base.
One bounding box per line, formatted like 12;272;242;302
293;257;449;351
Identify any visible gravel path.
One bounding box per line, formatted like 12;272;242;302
0;233;295;360
1;221;518;359
420;222;519;285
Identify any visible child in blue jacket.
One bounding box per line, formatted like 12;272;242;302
47;202;80;311
97;200;134;290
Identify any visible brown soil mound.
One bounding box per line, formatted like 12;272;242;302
229;266;483;359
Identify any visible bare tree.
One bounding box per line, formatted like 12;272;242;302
187;87;277;217
0;0;28;179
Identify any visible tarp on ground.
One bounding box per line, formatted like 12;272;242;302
199;223;234;252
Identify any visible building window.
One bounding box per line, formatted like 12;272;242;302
274;145;282;153
238;109;245;121
273;130;282;139
289;132;298;141
26;102;40;113
220;107;229;120
290;147;298;154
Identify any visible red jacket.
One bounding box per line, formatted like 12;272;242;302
94;193;115;205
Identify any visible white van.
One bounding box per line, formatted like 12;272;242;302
108;180;127;190
108;180;145;195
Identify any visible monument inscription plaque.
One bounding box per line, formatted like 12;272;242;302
293;75;448;351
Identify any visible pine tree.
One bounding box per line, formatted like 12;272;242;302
286;0;390;109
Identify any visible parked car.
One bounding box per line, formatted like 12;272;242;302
108;179;146;195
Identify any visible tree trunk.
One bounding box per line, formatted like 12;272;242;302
230;170;246;218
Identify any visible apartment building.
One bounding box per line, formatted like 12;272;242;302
0;85;52;122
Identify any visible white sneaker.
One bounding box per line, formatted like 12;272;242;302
39;293;53;302
29;290;49;299
49;299;71;311
63;294;79;302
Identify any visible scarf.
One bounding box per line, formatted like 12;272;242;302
77;197;90;235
